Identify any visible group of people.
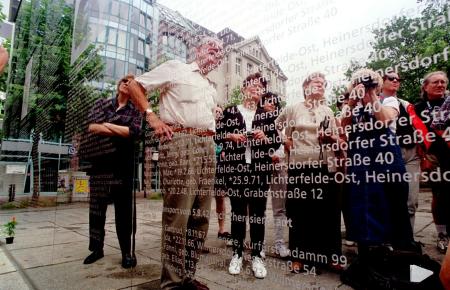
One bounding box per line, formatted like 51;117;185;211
81;34;450;290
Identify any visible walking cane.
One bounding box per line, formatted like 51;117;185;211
131;128;139;265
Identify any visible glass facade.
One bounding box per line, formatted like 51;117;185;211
86;0;157;87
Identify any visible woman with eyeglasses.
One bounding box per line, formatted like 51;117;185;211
415;71;450;254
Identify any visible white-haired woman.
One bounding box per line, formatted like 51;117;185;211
275;72;342;274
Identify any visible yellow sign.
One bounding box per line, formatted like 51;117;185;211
74;179;89;194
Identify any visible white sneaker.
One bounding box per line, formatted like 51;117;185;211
251;256;267;279
275;240;290;258
228;254;243;275
344;239;356;246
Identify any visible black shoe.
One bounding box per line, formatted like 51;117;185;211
83;250;104;264
183;279;209;290
122;253;137;269
217;231;232;240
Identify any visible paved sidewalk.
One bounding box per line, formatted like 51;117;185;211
0;189;444;290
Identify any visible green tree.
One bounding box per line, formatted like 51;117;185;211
227;86;243;107
365;2;449;102
3;0;105;199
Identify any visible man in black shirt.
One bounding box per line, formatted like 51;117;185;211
83;75;142;268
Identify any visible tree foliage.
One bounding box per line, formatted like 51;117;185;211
3;0;104;140
344;1;450;103
227;86;243;107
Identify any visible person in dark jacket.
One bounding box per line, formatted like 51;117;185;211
216;73;280;279
82;74;142;268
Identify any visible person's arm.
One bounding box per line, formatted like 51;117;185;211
440;247;450;290
88;122;131;138
275;106;287;131
103;122;130;138
127;61;176;112
88;123;114;136
126;61;177;140
0;46;8;74
369;92;399;123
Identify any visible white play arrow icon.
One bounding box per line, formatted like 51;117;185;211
410;264;433;282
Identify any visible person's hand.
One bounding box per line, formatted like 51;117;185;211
348;84;365;108
318;130;337;144
272;155;280;163
146;113;173;141
214;106;223;121
284;137;293;154
227;133;246;144
252;129;267;141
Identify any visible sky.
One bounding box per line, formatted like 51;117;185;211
158;0;424;103
0;0;426;103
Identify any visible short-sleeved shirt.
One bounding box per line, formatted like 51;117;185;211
379;95;400;133
135;60;217;131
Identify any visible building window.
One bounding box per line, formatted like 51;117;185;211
138;38;145;55
108;28;117;45
161;33;187;61
136;66;144;76
116;60;125;78
119;2;129;19
147;16;153;29
110;1;119;16
97;29;106;43
140;13;146;28
168;35;175;48
117;30;126;48
146;43;151;57
235;58;241;76
247;63;253;75
225;56;229;72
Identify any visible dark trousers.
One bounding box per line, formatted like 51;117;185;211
227;164;269;257
88;172;133;256
287;166;341;267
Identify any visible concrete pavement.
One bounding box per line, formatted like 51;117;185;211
0;188;444;290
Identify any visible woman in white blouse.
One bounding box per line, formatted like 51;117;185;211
275;72;342;274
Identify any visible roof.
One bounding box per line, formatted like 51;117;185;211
156;3;196;31
229;36;287;80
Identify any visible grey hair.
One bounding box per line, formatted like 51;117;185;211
420;71;449;100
